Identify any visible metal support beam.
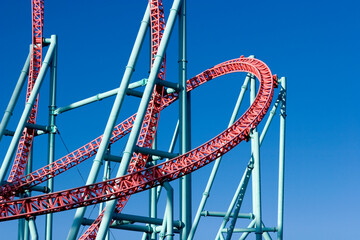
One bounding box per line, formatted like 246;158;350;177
249;72;262;240
82;218;153;233
0;35;56;184
67;6;151;240
54;79;147;115
104;154;122;163
178;1;191;239
277;77;286;240
163;182;174;240
200;211;253;219
0;51;30;142
156;79;181;92
45;35;57;240
134;146;179;159
96;1;182;239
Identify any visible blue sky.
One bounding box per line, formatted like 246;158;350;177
0;0;359;239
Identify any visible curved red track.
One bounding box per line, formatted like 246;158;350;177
0;56;275;222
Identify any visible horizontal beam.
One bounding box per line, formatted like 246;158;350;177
113;213;183;229
200;211;253;219
82;218;153;233
25;123;51;132
54;79;147;115
1;181;49;194
126;89;143;98
104;154;122;163
222;227;277;233
156;79;182;92
134;146;179;159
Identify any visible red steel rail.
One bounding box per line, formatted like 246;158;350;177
0;57;276;221
7;0;45;182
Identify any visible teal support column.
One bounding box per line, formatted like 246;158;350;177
178;1;191;239
95;1;182;239
150;138;158;240
45;34;57;240
163;182;174;240
0;51;30;142
100;158;110;240
18;211;25;240
28;218;38;240
0;37;56;184
277;77;286;240
250;73;262;240
67;6;150;240
251;131;262;240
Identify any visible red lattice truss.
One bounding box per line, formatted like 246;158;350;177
7;0;44;183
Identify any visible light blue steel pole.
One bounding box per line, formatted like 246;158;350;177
28;217;38;240
178;1;191;239
150;137;158;240
54;79;147;115
188;72;251;240
95;1;182;239
0;37;56;184
163;182;174;240
250;74;262;240
100;158;111;240
277;77;286;240
45;34;57;240
0;51;30;142
66;6;150;239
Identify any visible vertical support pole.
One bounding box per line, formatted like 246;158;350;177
0;51;30;142
45;34;57;240
18;210;25;240
25;149;34;239
95;1;182;239
150;137;158;240
67;6;150;240
100;155;111;240
0;38;56;183
178;1;191;239
163;182;174;240
28;218;38;240
277;77;286;240
250;73;262;240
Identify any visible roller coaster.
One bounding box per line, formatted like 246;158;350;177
0;0;286;239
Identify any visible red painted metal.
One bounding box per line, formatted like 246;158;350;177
7;0;44;183
0;57;275;222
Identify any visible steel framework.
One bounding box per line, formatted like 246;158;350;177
0;1;286;240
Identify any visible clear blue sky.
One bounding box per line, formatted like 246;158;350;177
0;0;359;239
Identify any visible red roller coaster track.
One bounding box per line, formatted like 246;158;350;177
0;56;276;222
7;0;44;183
